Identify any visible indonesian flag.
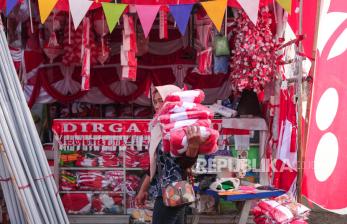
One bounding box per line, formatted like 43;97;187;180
121;66;137;81
81;18;91;91
159;6;168;39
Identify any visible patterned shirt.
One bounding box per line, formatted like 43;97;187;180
149;143;184;198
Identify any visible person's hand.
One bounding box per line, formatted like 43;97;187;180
186;126;203;157
135;190;148;208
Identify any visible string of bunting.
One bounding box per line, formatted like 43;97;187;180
3;0;291;36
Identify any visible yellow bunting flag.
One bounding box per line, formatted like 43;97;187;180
200;0;228;32
276;0;292;14
38;0;58;23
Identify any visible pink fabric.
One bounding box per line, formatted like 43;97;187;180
165;89;205;103
158;110;213;124
162;126;219;157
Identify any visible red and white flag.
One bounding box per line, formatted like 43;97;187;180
303;0;347;214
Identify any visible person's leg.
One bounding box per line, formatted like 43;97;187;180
151;197;162;224
152;197;186;224
174;205;186;224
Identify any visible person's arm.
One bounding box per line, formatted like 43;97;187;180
139;174;151;193
135;174;150;208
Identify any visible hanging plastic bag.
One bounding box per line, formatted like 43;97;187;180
213;55;229;74
213;35;230;56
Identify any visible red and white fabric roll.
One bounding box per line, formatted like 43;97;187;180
161;119;211;133
165;89;205;103
158;110;213;124
156;101;211;118
258;200;294;223
105;171;123;192
62;193;92;214
75;157;98;167
98;152;121;167
162;126;219;157
78;171;108;191
122;66;137;81
121;45;137;67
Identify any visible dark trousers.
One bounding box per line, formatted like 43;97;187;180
152;197;185;224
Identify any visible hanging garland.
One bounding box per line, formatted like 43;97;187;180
230;7;278;93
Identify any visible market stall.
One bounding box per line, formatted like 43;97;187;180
0;0;317;223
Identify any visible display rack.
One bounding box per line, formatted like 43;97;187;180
52;119;150;223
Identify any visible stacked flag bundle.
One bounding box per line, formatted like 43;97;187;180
252;194;310;224
156;89;219;157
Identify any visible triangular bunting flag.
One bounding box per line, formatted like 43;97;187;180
102;2;127;33
69;0;93;30
276;0;292;14
38;0;58;23
169;4;194;36
200;0;227;32
135;5;161;38
236;0;260;25
6;0;18;16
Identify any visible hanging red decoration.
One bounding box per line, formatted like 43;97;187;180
43;32;64;63
229;6;278;93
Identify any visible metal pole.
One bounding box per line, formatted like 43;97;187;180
296;0;304;203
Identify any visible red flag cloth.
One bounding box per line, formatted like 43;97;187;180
287;0;318;59
272;159;297;192
303;17;347;213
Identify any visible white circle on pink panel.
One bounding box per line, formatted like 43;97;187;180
315;88;339;131
314;132;339;182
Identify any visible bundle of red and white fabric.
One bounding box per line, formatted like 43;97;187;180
125;175;141;193
105;171;124;192
60;171;77;191
78;171;109;191
126;147;141;168
157;89;219;157
75;153;99;167
92;194;123;214
98;152;121;167
62;193;92;214
138;152;150;169
121;14;137;81
125;147;149;168
252;195;310;224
